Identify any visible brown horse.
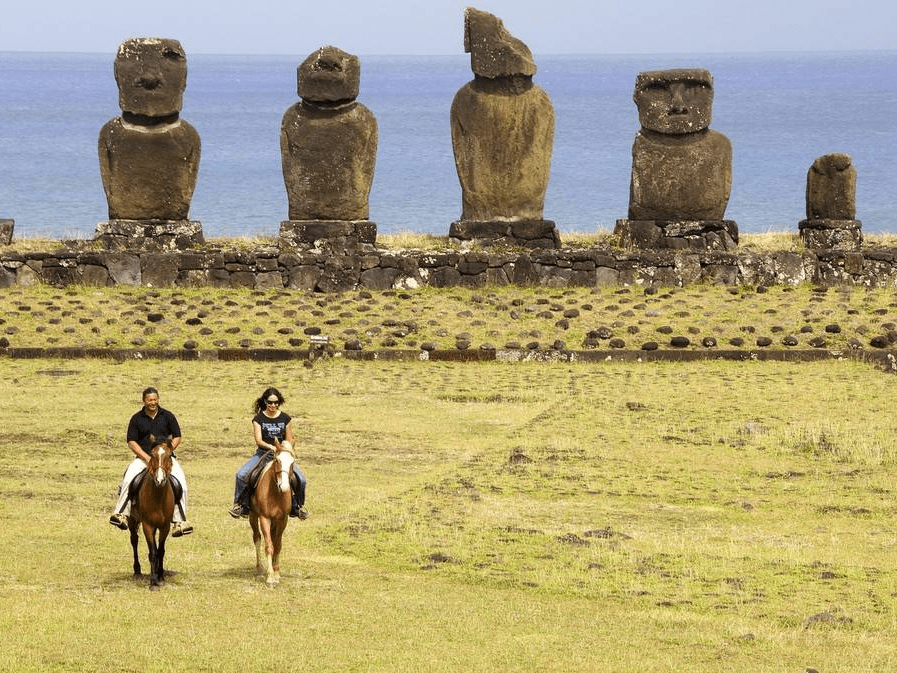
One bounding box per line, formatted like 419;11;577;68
128;436;175;590
249;439;295;587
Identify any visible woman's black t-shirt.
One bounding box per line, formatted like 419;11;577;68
253;411;291;445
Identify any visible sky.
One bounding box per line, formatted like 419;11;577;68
2;0;895;55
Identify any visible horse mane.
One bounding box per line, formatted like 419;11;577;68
273;439;295;458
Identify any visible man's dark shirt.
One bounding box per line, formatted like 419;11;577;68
127;406;182;451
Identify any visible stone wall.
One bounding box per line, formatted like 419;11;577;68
2;244;897;290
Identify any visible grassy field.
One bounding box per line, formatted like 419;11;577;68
0;355;895;672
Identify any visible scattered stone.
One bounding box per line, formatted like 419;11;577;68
869;335;889;348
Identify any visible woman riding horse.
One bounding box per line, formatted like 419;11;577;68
228;387;307;520
250;439;295;587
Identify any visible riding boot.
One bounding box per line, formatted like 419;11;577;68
171;492;193;537
289;472;308;519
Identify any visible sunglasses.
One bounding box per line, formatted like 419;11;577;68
266;399;281;406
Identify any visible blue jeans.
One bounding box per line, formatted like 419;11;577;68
233;448;307;510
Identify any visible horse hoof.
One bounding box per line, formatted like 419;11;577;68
150;584;161;592
266;580;278;588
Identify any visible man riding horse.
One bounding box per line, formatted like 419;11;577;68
109;387;193;537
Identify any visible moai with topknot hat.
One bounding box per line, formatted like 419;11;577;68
798;153;863;250
279;45;378;251
614;68;737;250
96;37;203;250
449;7;560;249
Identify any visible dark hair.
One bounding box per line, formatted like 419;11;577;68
142;387;159;400
254;387;285;415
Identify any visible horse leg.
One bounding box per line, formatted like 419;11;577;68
271;528;282;584
250;515;266;576
143;522;161;590
259;517;278;587
271;517;287;584
156;526;168;586
129;519;142;577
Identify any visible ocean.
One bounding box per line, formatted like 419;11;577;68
1;50;895;239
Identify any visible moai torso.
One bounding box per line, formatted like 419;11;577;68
806;153;856;220
628;69;731;221
281;46;378;221
98;38;200;221
450;8;554;222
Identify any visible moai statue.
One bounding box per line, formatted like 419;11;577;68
798;153;862;251
96;37;203;250
0;218;12;246
614;68;737;250
449;7;560;249
279;45;378;250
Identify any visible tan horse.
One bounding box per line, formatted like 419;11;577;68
249;439;295;587
128;436;175;590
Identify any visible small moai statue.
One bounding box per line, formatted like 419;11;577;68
96;38;203;250
798;153;862;251
279;45;378;250
0;218;13;246
614;68;737;250
449;7;560;249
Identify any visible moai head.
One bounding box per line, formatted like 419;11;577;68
634;68;714;135
114;38;188;118
464;7;536;78
298;45;361;104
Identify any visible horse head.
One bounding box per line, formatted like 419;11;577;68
272;439;295;494
147;435;174;487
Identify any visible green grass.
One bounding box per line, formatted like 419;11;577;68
0;357;895;672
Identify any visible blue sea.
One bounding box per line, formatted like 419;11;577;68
1;51;895;239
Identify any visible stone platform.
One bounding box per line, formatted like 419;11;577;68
799;219;863;252
95;219;204;251
279;220;377;251
449;220;561;249
614;219;739;251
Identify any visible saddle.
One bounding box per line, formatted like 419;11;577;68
128;467;183;504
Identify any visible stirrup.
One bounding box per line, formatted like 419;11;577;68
172;521;193;537
109;513;128;530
